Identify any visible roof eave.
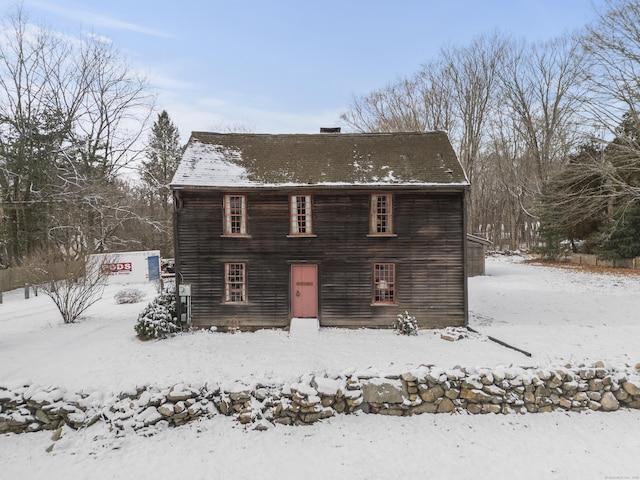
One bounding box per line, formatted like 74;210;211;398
170;182;470;192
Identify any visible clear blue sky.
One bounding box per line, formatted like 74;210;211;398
7;0;604;140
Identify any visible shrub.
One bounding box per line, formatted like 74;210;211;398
24;251;110;323
394;311;418;336
134;288;178;340
153;288;177;319
115;288;145;304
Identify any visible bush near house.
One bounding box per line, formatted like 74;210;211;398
394;311;418;336
134;288;178;340
115;288;145;304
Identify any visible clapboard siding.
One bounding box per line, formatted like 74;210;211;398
175;188;466;330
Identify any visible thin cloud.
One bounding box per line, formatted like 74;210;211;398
30;1;173;38
85;32;112;44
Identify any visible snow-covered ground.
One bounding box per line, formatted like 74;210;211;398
1;256;639;479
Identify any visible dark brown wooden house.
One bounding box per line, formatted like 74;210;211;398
467;234;492;277
170;131;470;330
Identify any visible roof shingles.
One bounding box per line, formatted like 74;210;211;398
171;131;469;189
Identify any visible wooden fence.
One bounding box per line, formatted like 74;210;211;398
0;266;32;292
0;261;85;293
570;254;640;270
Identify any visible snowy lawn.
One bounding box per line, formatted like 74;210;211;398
1;256;639;479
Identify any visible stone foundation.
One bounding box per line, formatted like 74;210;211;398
2;362;639;434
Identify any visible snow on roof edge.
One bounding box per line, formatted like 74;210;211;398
170;181;470;190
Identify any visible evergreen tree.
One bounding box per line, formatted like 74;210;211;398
141;110;182;207
596;201;640;259
140;110;182;256
539;111;640;259
0;6;153;265
538;141;608;255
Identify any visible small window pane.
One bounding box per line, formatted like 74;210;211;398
371;195;392;234
225;195;246;235
225;263;246;302
291;195;312;234
374;263;395;304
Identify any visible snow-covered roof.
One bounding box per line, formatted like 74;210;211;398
171;131;469;189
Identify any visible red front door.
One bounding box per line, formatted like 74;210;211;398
291;264;318;318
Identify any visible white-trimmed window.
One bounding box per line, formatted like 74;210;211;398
373;263;396;304
224;263;246;303
224;195;247;235
290;195;313;235
370;194;393;234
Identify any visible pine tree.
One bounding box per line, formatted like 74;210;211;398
142;110;182;205
596;202;640;259
140;110;182;256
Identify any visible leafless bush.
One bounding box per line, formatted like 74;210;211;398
115;288;145;304
25;251;112;323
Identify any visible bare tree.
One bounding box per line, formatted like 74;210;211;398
477;114;536;250
0;7;73;264
583;0;640;132
208;120;257;133
418;62;459;133
431;33;507;239
340;62;457;134
499;36;586;190
69;36;154;179
0;5;154;264
580;0;640;211
341;76;431;132
534;0;640;257
47;174;162;257
439;33;507;185
470;35;587;250
26;250;112;323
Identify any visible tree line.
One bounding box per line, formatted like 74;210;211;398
341;0;640;258
0;6;181;268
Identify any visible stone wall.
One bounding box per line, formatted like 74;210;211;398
2;362;639;435
570;254;640;269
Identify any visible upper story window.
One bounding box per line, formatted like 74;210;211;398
224;262;246;303
224;195;247;236
290;195;313;235
373;263;396;304
370;194;393;234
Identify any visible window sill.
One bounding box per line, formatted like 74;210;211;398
287;234;317;238
371;303;397;306
367;234;397;238
221;234;252;239
222;302;248;305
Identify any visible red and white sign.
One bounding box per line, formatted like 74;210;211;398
90;250;160;285
102;262;133;275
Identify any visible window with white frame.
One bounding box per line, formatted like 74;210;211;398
224;263;246;303
373;263;396;304
370;194;393;234
290;195;312;235
224;195;246;235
